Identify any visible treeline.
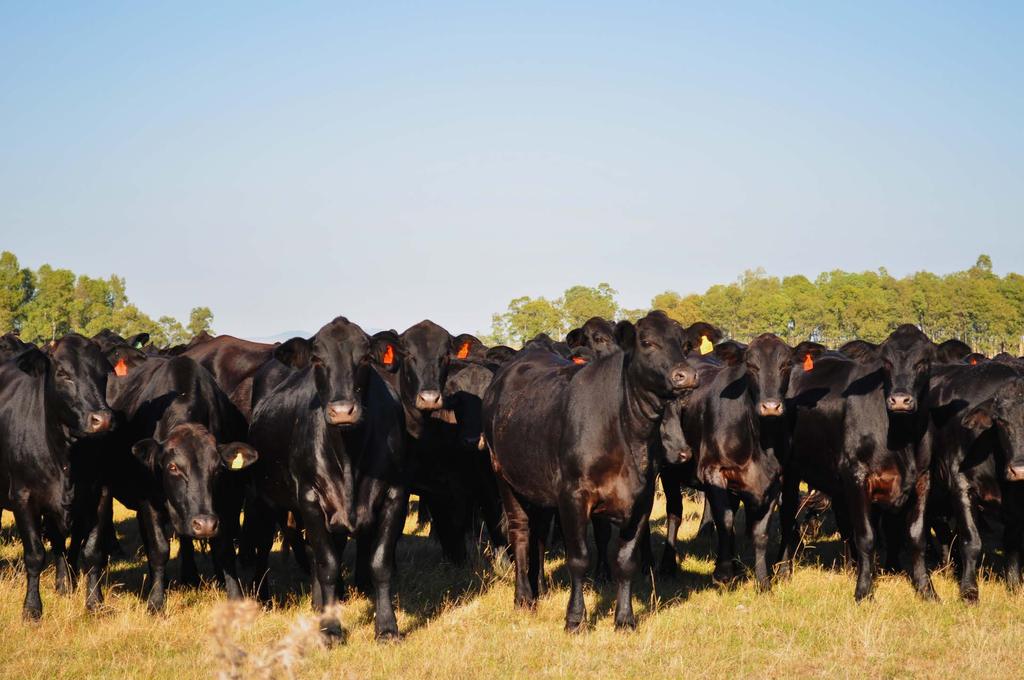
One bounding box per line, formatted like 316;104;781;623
0;251;213;346
487;255;1024;356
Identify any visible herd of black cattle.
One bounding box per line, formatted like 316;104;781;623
1;312;1022;640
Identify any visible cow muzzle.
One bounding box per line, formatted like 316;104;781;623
326;400;362;426
85;410;113;434
415;390;443;411
758;400;784;417
670;365;699;391
887;392;916;413
190;514;219;539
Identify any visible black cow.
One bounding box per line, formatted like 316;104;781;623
243;317;369;641
69;352;257;613
926;362;1024;600
484;345;518;367
91;329;150;355
780;324;938;601
935;338;972;364
483;311;698;631
666;334;819;589
0;334;114;619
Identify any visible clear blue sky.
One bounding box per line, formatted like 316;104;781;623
2;2;1022;338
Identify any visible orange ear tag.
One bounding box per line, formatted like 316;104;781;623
969;357;978;366
457;342;470;359
572;356;588;365
803;353;814;372
114;358;128;377
382;344;395;366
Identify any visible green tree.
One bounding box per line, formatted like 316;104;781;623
188;306;214;338
21;265;76;343
559;283;618;328
491;296;563;347
0;251;33;332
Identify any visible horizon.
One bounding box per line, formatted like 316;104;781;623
2;3;1022;338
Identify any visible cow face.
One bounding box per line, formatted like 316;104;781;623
442;363;492;451
878;325;935;414
133;424;258;538
396;320;455;413
23;334;114;437
617;311;698;398
716;335;826;418
575;317;618;358
962;378;1024;482
309;317;372;427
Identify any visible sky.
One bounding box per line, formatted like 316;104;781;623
2;2;1022;339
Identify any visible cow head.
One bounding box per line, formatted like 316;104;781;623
878;325;935;414
441;362;493;451
374;320;455;413
962;378;1024;482
21;334;115;437
717;335;827;418
617;311;698;398
309;317;373;427
132;423;258;538
572;317;618;358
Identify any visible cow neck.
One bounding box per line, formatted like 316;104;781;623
39;373;73;470
620;354;664;445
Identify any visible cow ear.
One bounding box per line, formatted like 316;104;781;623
274;337;312;369
219;442;259;471
127;333;150;349
614;321;636;351
565;329;582;349
371;331;402;372
714;341;747;366
132;439;161;469
107;346;147;375
450;335;475;361
15;347;50;377
962;401;995;431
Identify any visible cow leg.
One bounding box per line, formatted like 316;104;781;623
906;474;937;600
211;492;244;601
475;455;508;555
658;469;683;576
845;480;876;602
612;496;654;630
525;509;551;600
706;484;737;585
558;492;591;633
137;505;171;614
178;538;200;588
299;510;346;644
748;500;774;591
952;476;982;602
592;517;612;581
12;503;46;620
46;517;73;596
776;472;800;579
80;491;113;611
880;512;903;574
238;499;275;603
497;479;535;609
369;485;408;641
697;494;715;536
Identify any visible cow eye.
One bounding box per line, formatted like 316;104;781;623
640;339;656;349
167;462;180;475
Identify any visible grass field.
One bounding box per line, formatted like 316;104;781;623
1;495;1022;680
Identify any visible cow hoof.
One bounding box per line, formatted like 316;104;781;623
916;583;939;602
146;599;166;615
614;615;637;631
22;606;42;622
375;628;401;644
513;595;537;611
960;587;979;604
565;618;587;634
755;578;772;593
776;563;792;580
854;589;874;603
320;618;348;646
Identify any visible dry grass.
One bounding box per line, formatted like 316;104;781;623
1;496;1022;680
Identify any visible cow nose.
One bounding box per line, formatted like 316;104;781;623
326;400;361;425
759;400;784;417
86;410;113;434
1006;466;1024;482
415;390;443;411
190;514;219;539
670;365;699;390
887;393;916;412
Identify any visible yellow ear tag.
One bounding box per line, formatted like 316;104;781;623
699;335;714;355
230;452;246;470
